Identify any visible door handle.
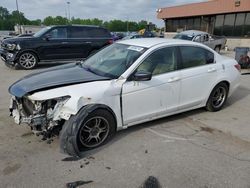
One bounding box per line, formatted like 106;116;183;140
167;77;180;83
85;41;92;44
61;42;69;44
207;67;216;73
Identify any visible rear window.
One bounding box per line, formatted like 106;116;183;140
88;28;111;38
180;46;214;68
69;27;88;38
68;26;110;38
174;34;194;41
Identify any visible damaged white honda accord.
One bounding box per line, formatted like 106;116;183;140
9;38;240;156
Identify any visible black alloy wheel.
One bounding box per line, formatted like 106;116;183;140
206;82;228;112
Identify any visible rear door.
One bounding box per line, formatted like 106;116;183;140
122;46;181;126
67;26;92;59
87;27;112;53
178;46;218;110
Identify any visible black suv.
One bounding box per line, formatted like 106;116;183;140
0;25;113;69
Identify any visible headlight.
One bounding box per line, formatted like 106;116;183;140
6;43;16;51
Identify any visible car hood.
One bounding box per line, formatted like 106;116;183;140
3;36;35;44
9;63;111;98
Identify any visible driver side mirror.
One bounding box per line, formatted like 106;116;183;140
130;70;152;81
43;34;51;41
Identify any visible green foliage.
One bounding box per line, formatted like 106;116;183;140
71;17;103;26
0;6;157;32
43;16;68;25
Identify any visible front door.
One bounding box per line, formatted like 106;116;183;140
122;46;181;126
38;27;73;60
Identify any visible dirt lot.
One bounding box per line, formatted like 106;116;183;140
0;56;250;188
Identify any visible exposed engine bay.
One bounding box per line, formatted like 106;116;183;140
9;96;69;139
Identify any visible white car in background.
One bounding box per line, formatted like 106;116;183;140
9;38;240;156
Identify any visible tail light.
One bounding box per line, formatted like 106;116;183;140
234;64;241;72
108;39;113;44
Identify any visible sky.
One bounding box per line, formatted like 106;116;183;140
0;0;207;27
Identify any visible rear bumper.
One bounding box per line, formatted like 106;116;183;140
0;48;18;65
228;73;240;97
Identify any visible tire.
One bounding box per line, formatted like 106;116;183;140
214;46;221;53
18;52;38;69
206;82;229;112
60;107;116;157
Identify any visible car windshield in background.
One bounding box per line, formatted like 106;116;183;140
173;34;194;41
33;27;51;37
83;43;147;79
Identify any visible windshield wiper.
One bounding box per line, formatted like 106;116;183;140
82;64;98;75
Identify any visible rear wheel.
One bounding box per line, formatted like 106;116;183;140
206;82;228;112
18;52;38;69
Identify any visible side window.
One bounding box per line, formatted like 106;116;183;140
137;47;177;76
48;28;67;39
69;27;89;38
180;46;214;68
89;28;110;37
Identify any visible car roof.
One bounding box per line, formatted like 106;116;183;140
179;30;208;36
50;25;102;28
117;38;200;48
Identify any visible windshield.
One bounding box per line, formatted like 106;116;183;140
33;27;51;37
173;34;194;41
83;43;147;79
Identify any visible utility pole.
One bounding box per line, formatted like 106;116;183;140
67;1;70;22
126;17;129;35
15;0;21;34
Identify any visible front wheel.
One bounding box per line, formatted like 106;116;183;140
60;108;116;156
206;82;228;112
18;52;38;69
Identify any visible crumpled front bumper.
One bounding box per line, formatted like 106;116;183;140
9;96;21;124
9;96;46;126
0;48;18;65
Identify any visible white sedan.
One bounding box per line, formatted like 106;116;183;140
9;38;240;156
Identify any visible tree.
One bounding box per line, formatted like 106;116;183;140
10;10;29;25
0;6;159;32
43;16;54;26
138;20;148;30
0;6;10;30
54;16;68;25
29;19;42;25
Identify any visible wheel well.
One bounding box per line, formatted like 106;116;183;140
220;81;230;90
215;45;221;49
99;107;117;129
206;81;230;105
81;104;118;130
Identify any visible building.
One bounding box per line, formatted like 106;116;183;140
14;25;45;35
157;0;250;38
